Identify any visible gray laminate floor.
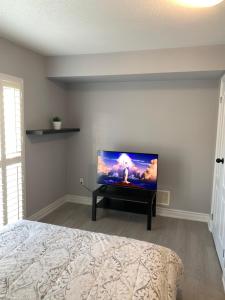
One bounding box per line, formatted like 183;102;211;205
41;202;224;300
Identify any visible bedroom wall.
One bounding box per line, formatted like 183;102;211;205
0;37;220;216
0;38;69;216
47;45;225;78
66;79;219;214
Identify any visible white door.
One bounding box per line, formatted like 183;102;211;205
211;74;225;271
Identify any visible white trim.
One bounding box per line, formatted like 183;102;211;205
220;73;225;97
222;272;225;292
0;73;23;86
65;194;209;223
27;196;66;221
26;193;210;224
0;74;25;225
20;78;26;220
156;207;209;223
65;194;92;205
208;218;213;232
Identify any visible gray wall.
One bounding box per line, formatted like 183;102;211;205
67;79;219;214
0;38;69;216
47;45;225;78
0;37;219;215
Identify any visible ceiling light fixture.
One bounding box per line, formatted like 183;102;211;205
176;0;224;7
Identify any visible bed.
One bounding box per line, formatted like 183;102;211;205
0;220;183;300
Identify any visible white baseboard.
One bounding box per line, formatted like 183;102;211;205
65;194;92;205
27;194;209;223
156;207;209;223
27;196;66;221
66;194;209;223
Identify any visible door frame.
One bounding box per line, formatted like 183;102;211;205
210;73;225;290
210;75;225;228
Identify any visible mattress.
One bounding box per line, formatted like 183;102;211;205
0;220;183;300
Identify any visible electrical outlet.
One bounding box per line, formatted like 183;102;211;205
79;177;84;185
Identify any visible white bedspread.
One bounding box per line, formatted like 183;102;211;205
0;220;183;300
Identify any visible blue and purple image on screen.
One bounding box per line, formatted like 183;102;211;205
97;151;158;190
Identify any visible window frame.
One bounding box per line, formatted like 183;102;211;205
0;73;26;225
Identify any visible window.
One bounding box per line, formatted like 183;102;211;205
0;74;25;228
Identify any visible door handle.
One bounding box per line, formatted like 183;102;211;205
216;158;224;164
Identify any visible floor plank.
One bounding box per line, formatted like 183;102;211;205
41;202;224;300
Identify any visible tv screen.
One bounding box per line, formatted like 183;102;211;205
97;150;158;191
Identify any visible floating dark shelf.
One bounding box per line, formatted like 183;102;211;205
26;128;80;135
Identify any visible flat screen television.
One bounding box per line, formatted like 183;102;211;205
97;150;158;191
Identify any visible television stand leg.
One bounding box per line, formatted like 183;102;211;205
153;193;156;217
92;193;97;221
147;201;152;230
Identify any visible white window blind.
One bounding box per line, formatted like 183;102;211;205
0;74;25;228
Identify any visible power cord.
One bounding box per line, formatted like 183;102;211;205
80;182;93;193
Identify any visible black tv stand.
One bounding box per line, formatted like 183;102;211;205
92;185;157;230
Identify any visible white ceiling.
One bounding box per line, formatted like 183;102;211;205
0;0;225;56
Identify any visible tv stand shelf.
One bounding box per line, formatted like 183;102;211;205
92;185;157;230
